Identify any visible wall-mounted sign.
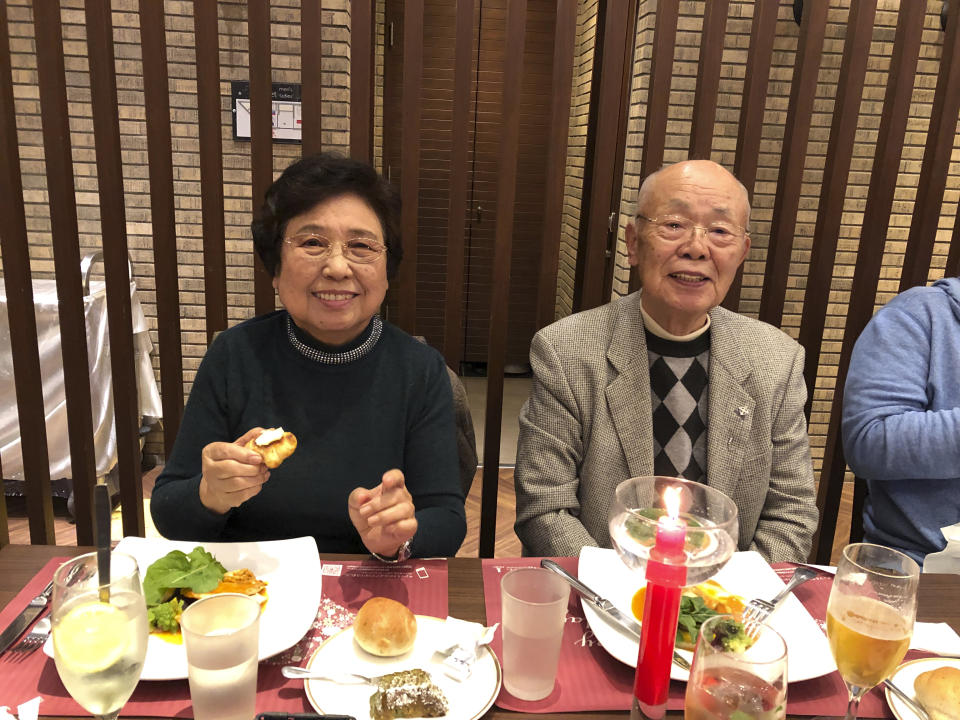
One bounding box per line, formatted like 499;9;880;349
232;81;302;144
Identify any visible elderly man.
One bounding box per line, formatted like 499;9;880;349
515;160;818;562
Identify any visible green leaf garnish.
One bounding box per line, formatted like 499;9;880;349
143;547;226;605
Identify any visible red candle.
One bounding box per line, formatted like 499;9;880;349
632;487;688;720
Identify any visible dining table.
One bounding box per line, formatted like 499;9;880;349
2;543;959;720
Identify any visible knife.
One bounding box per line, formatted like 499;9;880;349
0;579;53;654
540;559;691;671
884;678;930;720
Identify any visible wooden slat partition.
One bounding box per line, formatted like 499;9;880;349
798;0;877;416
577;1;636;311
898;0;960;293
810;4;926;564
757;2;828;327
139;0;184;458
724;1;779;311
397;0;424;334
32;0;97;544
479;0;526;558
301;0;323;156
441;0;475;369
0;0;51;547
350;0;375;164
85;0;144;537
628;0;679;293
195;0;228;341
688;0;729;159
534;0;577;332
248;0;275;315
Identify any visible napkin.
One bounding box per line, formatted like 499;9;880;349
910;622;960;655
0;697;41;720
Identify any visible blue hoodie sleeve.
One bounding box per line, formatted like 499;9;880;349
842;287;960;480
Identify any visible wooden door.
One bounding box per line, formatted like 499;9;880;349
382;0;556;369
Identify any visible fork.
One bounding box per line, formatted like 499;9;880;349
742;566;818;630
11;616;51;655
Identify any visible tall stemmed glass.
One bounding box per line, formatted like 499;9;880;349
826;543;919;720
608;476;739;720
51;552;148;720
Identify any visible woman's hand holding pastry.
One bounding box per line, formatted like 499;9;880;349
198;427;271;514
348;469;418;558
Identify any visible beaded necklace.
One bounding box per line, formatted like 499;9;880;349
285;313;383;364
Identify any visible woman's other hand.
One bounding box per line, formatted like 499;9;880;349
198;427;271;514
348;469;418;557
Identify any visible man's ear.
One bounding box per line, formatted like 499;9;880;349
626;219;640;267
738;234;751;265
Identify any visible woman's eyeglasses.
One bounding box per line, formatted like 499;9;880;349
283;234;387;264
635;213;748;249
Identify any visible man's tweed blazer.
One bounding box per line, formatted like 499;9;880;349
514;291;819;563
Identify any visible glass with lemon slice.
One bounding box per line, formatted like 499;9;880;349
51;553;148;720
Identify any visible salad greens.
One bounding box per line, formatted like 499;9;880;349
676;595;719;647
142;546;226;632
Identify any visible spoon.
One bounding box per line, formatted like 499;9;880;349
281;666;377;684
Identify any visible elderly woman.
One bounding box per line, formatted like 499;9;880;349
151;153;466;560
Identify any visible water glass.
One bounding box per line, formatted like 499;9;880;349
51;552;148;720
181;593;262;720
685;614;787;720
500;566;570;701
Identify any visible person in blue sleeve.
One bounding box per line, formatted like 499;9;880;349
151;153;466;560
842;276;960;565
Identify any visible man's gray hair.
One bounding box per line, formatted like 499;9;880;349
635;162;752;234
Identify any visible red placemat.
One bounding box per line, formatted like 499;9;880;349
0;557;448;716
480;558;909;717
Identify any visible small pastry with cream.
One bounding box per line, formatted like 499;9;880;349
245;427;297;468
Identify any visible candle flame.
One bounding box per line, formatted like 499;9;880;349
663;486;682;521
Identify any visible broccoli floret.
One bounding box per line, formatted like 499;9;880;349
708;617;754;653
147;597;184;633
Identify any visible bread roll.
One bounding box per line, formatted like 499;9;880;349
354;597;417;657
915;666;960;720
245;427;297;469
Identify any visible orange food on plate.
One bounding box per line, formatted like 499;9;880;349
631;579;745;620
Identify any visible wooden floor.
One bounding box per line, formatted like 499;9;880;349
5;468;852;564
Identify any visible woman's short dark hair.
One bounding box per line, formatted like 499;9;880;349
252;152;402;278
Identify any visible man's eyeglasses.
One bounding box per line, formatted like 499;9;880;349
283;234;387;264
634;213;748;248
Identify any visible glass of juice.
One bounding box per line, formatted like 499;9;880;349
826;543;919;720
685;614;787;720
51;552;149;720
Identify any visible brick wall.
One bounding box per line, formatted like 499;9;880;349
608;0;960;474
555;0;598;319
4;0;352;459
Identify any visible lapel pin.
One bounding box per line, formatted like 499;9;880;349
736;406;749;418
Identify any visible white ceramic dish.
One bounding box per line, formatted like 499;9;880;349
44;535;322;680
577;546;836;683
885;657;960;720
304;615;501;720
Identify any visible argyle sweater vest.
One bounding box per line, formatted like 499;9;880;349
646;329;710;482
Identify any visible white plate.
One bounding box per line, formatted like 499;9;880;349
885;657;960;720
44;535;322;680
578;546;836;683
304;615;501;720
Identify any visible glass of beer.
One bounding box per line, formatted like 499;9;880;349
826;543;919;720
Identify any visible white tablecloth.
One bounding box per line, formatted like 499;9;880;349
0;279;162;484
